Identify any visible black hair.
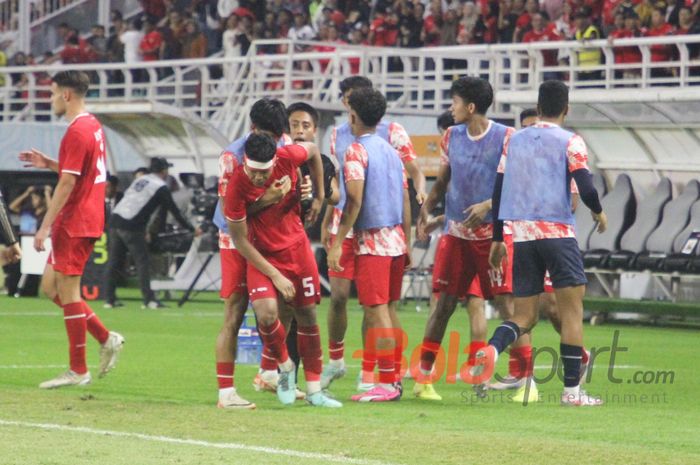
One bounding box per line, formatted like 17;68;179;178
287;102;319;127
348;87;386;128
437;110;455;131
249;98;287;138
519;108;538;124
107;175;119;186
537;80;569;118
339;76;373;96
245;133;278;163
92;24;105;30
52;71;90;95
450;76;493;115
134;167;149;176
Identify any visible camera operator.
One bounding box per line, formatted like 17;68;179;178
104;157;197;309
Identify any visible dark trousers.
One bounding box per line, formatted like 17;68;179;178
104;227;154;304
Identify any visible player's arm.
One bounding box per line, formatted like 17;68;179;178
227;218;295;301
402;185;412;269
19;148;59;172
247;177;292;215
463;198;492;229
327;176;340;205
568;135;606;232
320;201;334;251
328;179;362;272
404;159;427;204
417;163;450;240
34;172;77;251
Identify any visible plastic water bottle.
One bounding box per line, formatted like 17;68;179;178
236;314;262;365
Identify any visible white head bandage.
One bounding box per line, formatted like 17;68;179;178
245;156;275;170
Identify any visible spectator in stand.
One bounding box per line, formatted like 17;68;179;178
515;0;540;41
439;7;461;46
646;7;676;78
677;6;699;35
498;0;520;42
60;36;90;64
108;10;126;62
222;14;252;80
555;1;576;38
141;0;167;22
422;2;441;46
574;8;602;81
88;25;109;63
459;2;480;42
636;0;655;28
182;19;208;58
121;18;144;65
609;11;643;81
522;11;562;78
140;19;163;62
160;9;186;60
666;0;682;28
288;12;316;42
277;9;293;37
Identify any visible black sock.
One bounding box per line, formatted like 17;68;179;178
488;321;521;354
560;343;583;388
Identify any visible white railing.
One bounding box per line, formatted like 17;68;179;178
1;36;699;140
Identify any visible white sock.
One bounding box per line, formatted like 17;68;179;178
379;383;396;391
279;359;294;373
307;381;321;394
218;387;234;400
563;385;580;397
329;358;345;369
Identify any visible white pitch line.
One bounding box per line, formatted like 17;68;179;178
0;419;401;465
0;365;65;369
0;312;58;316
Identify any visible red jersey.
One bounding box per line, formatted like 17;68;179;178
522;28;561;66
55;113;107;238
224;144;308;253
609;29;642;63
645;23;675;61
140;30;163;61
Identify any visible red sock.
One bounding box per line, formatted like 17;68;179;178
393;330;404;383
297;325;322;382
419;338;441;374
467;340;487;365
81;301;109;344
328;339;344;361
509;345;533;379
216;362;234;389
582;346;589;365
258;320;289;365
260;345;278;371
63;302;87;374
377;346;395;385
361;344;376;383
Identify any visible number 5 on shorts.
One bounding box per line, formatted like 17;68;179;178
302;277;315;297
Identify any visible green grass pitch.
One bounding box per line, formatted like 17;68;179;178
1;290;698;465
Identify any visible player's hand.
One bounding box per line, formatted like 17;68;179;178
44;185;53;196
24;185;35;195
305;197;323;227
463;200;490;229
404;252;412;271
19;148;52;169
424;215;444;235
262;176;291;205
327;244;344;273
416;207;430;242
271;272;296;302
415;190;427;205
593;211;608;233
2;243;21;264
34;227;49;252
489;241;507;272
299;175;312;200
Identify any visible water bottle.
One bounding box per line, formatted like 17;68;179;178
236;314;262;365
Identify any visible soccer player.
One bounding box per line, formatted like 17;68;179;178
327;87;410;402
19;71;124;389
321;76;426;391
212;98;293;409
473;80;606;407
414;77;533;401
0;189;21;264
224;132;341;408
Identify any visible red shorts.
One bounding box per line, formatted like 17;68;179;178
431;235;448;294
466;235;514;298
48;228;97;276
355;254;406;307
246;238;321;308
433;235;506;301
328;235;355;280
220;248;247;298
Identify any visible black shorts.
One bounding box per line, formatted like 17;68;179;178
513;238;587;297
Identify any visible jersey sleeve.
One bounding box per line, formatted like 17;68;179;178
388;122;417;163
59;127;90;176
329;127;337;159
344;143;368;182
440;127;451;167
497;127;514;174
217;151;238;197
566;134;590;172
278;144;309;167
224;172;247;222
